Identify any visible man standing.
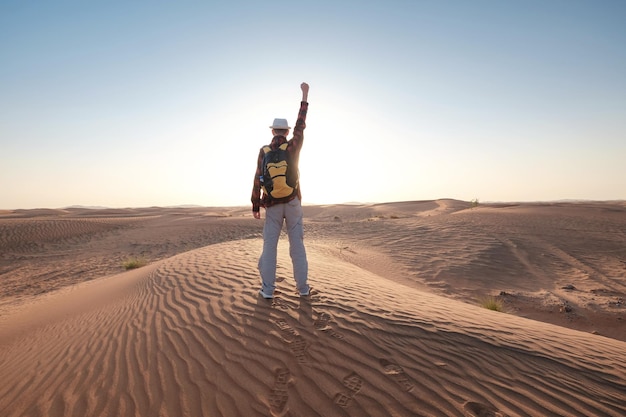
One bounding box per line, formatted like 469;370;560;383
251;82;310;299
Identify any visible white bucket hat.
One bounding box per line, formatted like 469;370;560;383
269;118;291;129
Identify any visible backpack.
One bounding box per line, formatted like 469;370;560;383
261;142;299;199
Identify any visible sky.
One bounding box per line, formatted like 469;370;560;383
1;0;625;209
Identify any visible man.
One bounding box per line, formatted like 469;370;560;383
251;82;310;299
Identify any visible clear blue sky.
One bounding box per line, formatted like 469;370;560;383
2;0;625;209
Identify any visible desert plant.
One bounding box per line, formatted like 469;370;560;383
123;257;148;270
479;295;504;312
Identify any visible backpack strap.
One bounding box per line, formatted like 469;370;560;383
263;143;288;153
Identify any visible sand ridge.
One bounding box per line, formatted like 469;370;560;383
304;201;626;341
1;239;625;416
0;207;259;313
1;201;625;416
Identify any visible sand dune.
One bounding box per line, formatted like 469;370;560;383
1;201;625;416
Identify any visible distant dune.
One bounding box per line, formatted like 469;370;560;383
1;200;625;416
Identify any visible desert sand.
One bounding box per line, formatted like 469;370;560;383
0;200;624;416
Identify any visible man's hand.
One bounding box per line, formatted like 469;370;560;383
253;211;261;220
301;82;309;102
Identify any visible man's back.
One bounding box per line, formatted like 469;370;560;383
253;83;310;299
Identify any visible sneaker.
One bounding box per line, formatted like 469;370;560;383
259;289;274;299
299;288;311;297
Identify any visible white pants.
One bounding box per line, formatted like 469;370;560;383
258;198;309;295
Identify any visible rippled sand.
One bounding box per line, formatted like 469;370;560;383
1;200;625;416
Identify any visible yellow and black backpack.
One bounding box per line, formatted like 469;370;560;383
261;143;298;199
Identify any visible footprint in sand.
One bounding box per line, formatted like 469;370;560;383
313;311;344;339
333;392;353;408
343;372;363;394
274;319;294;333
333;372;364;408
269;368;291;416
379;358;415;392
463;401;509;417
289;336;308;364
272;319;309;364
314;312;332;330
271;297;290;310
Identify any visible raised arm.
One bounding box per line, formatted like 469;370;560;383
290;83;309;151
301;82;309;102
